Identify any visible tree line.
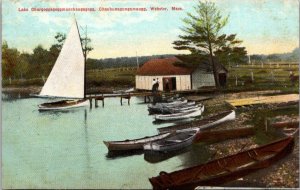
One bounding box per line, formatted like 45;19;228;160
2;32;93;80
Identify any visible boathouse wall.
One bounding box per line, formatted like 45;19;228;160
136;75;191;91
191;69;215;89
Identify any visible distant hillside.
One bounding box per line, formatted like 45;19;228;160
86;54;178;70
251;47;299;62
86;47;299;70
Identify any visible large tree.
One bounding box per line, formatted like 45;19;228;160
2;41;18;79
173;1;247;87
50;31;93;64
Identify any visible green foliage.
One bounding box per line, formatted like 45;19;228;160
173;1;247;86
30;45;52;64
2;41;21;78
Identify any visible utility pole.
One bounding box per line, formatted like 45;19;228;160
248;55;251;64
136;50;139;69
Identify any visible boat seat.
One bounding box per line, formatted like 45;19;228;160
217;160;234;172
247;150;260;161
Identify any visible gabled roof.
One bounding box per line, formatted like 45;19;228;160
136;57;194;76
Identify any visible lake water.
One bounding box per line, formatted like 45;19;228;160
2;94;211;189
3;93;298;189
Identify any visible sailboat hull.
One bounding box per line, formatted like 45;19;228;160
38;99;89;111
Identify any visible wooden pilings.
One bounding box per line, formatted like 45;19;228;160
120;93;131;106
144;95;151;103
95;94;104;107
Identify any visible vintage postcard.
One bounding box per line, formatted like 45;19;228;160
2;0;299;189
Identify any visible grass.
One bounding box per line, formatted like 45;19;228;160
225;62;299;93
2;62;299;93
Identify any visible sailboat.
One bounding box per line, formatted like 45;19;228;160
38;18;89;111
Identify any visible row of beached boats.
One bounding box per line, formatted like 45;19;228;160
148;98;205;121
103;110;236;152
103;105;298;189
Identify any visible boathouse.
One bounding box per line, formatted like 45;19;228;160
135;57;227;91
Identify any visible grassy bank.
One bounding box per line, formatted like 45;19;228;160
2;62;299;93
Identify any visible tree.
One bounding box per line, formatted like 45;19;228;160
31;45;51;64
49;32;66;63
2;41;19;79
173;1;247;87
50;31;93;64
13;53;29;79
80;32;94;64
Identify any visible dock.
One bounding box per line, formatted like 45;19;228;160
226;94;299;107
85;88;217;108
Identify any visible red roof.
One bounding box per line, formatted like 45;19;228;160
136;57;193;76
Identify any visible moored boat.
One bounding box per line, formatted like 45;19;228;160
103;132;171;151
154;105;204;121
38;99;89;111
149;104;201;115
143;128;199;152
37;18;89;110
149;136;294;190
158;110;235;134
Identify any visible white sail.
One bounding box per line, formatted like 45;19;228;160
40;18;85;98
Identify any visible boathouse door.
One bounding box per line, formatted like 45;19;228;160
219;73;227;87
163;77;176;91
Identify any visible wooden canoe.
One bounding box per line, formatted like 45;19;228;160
270;120;299;129
194;127;255;143
103;132;171;151
149;136;294;190
158;110;235;134
143;128;199;152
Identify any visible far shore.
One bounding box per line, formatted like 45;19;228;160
2;85;133;95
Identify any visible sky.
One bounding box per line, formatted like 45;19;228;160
2;0;299;59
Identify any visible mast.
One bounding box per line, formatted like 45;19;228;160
83;25;87;99
75;18;86;99
40;17;85;99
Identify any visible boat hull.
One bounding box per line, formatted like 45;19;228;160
144;128;199;152
103;133;171;151
38;99;89;111
154;105;204;121
157;110;235;134
149;137;294;190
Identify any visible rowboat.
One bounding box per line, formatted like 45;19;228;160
154;105;204;121
143;128;199;152
148;101;195;114
103;132;171;151
38;99;89;111
148;104;200;115
149;136;294;190
158;110;235;134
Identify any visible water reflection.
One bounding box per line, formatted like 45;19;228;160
106;150;144;159
38;107;86;117
152;118;194;125
83;109;92;181
144;146;191;163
